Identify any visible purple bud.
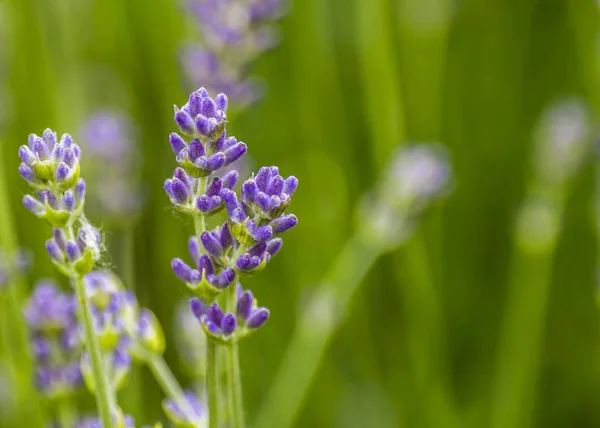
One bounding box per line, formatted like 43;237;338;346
206;177;222;197
53;228;67;250
206;153;226;171
60;133;73;148
56;162;71;183
270;214;298;234
189;91;203;115
252;225;273;242
188;139;205;162
248;243;267;258
207;304;224;326
266;238;283;256
241;180;258;204
267;176;284;196
42;129;57;148
23;195;44;215
46;239;64;262
236;254;262;272
165;179;189;204
190;298;208;321
19;146;36;165
247;308;270;329
74;179;86;203
221;313;237;335
205;321;219;335
197;195;213;213
174;167;191;186
255;167;271;191
198;255;214;275
63;191;75;212
220;223;233;249
195;115;210;135
52;145;64;163
224;143;247;165
221;171;239;190
43;191;59;210
172;258;193;283
214;268;235;288
223;136;238;150
215;93;228;111
201;232;223;258
237;291;254;321
200;97;217;117
170;133;188;155
175;109;196;134
65;241;81;262
32;137;49;160
284;176;299;195
221;188;240;214
18;164;37;183
188;237;201;264
256;192;272;212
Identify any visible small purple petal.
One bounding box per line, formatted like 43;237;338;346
214;268;235;288
284;176;299;195
46;239;64;262
188;139;205;162
252;226;273;243
207;304;224;326
65;241;81;262
188;237;201;265
241;180;258;204
221;171;239;189
175;109;196;134
23;195;44;215
224;142;247;165
215;93;228;111
205;177;222;197
200;97;217;117
18;146;36;165
170;133;188;155
270;214;298;234
267;175;285;195
206;153;226;171
18;164;36;183
200;231;223;258
266;238;283;256
63;191;75;212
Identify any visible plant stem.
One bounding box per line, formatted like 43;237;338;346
255;236;381;428
73;275;115;428
57;399;78;428
146;354;190;410
224;284;244;428
225;342;244;428
207;340;220;428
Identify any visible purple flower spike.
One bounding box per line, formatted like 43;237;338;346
221;313;237;335
247;308;270;329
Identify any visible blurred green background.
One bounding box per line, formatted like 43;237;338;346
1;0;600;427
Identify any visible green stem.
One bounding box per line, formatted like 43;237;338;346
207;340;220;428
57;399;78;428
146;353;195;417
224;284;244;428
255;236;381;428
73;276;115;428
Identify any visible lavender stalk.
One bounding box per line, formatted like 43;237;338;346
167;88;298;427
17;130;114;427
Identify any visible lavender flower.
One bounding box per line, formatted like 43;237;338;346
163;390;207;427
76;412;135;428
180;0;286;109
78;111;144;221
190;284;269;343
168;88;297;346
23;281;82;398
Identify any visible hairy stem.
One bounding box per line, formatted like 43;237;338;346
207;340;220;428
74;275;115;428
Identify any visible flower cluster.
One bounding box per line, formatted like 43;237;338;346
190;284;268;343
180;0;286;109
167;88;298;343
78;111;144;222
0;247;30;289
18;129;101;276
359;144;452;248
81;271;166;393
23;281;82;398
